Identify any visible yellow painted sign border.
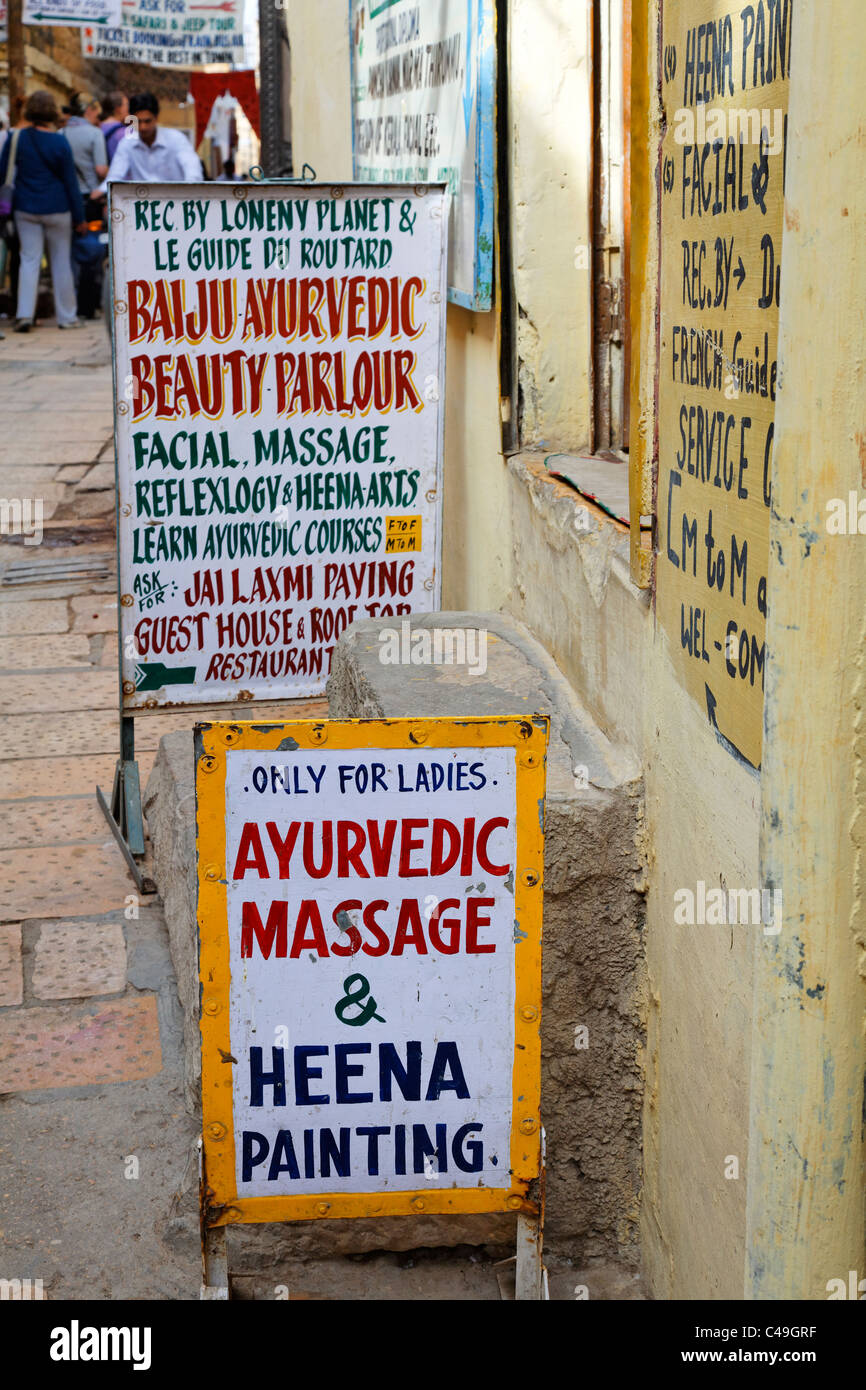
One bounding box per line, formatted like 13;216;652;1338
195;715;548;1227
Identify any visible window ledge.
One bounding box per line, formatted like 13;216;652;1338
506;451;650;610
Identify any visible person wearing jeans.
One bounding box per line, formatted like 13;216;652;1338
15;212;79;328
0;90;86;331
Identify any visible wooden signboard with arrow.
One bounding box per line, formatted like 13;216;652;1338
655;0;792;770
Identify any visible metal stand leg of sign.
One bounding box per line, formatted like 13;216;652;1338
515;1215;546;1300
498;1129;549;1300
201;1226;229;1301
199;1136;230;1299
96;714;156;896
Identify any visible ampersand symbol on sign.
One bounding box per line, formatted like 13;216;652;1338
399;200;417;234
751;129;770;215
334;973;385;1026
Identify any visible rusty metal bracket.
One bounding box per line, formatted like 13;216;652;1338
96;714;156;896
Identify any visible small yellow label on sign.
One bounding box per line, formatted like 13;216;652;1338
385;515;422;552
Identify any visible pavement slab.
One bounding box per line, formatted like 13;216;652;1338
0;669;117;714
0;466;65;492
0;633;92;670
0;995;161;1092
0;844;136;921
32;920;128;1001
0;600;69;635
53;466;93;483
79;462;116;492
0;922;23;1005
0;712;120;760
70;594;119;633
0;752;155;798
0;444;109;467
71;491;115;518
0;797;114;850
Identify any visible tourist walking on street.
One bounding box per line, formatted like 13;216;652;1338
62;93;109;320
0;90;86;333
100;91;130;164
103;93;202;183
61;93;108;215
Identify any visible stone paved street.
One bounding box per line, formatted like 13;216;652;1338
0;320;206;1298
0;321;334;1299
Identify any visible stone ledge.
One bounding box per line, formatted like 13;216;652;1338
507;453;648;611
329;611;646;1261
328;609;641;796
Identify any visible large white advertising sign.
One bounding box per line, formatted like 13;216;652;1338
350;0;494;311
196;717;546;1222
82;0;244;67
110;182;447;709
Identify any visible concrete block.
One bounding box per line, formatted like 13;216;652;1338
328;613;646;1264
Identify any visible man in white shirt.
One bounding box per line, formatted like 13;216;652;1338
104;92;202;184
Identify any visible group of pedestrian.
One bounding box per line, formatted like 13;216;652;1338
0;88;204;336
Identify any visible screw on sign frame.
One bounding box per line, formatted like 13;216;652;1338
195;716;548;1298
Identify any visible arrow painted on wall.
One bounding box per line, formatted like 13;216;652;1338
705;683;759;771
733;256;746;290
135;662;196;692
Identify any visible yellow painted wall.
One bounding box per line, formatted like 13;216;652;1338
286;0;864;1300
749;0;866;1296
286;8;353;182
510;0;593;449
